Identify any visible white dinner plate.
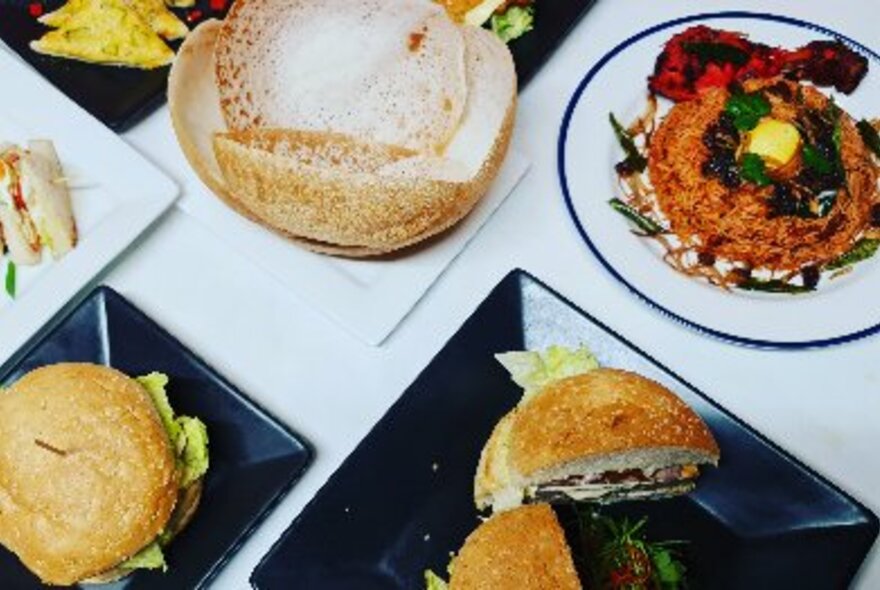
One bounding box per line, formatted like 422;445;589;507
559;11;880;348
179;152;529;346
0;49;178;362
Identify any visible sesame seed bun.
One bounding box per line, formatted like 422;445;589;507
475;369;720;511
449;504;581;590
0;364;180;586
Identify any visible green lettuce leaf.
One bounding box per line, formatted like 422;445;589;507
179;416;210;487
491;5;534;43
424;569;449;590
119;541;167;572
495;345;599;397
137;372;210;489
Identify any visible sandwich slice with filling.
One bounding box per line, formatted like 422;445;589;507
475;347;720;512
0;364;209;586
0;140;77;266
425;503;581;590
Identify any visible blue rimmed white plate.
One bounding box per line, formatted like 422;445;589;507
559;12;880;349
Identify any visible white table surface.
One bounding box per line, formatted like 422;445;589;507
111;0;880;587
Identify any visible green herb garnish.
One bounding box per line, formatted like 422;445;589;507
725;91;771;131
738;277;815;294
857;120;880;158
609;198;665;235
740;153;772;186
825;238;880;270
609;113;648;174
802;143;835;175
682;41;749;66
4;261;15;298
576;510;687;590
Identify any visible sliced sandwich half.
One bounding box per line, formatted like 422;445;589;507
425;503;581;590
475;348;720;512
0;141;76;266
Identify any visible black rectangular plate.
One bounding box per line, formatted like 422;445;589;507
0;0;593;131
0;286;312;589
251;270;878;590
0;0;229;132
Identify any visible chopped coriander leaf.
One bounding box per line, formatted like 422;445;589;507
825;238;880;270
857;119;880;158
609;198;665;235
609;113;648;174
725;91;771;131
802;143;835;175
740;153;772;186
5;261;15;298
490;5;534;43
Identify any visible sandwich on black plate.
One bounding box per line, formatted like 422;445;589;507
0;363;209;586
475;346;720;511
425;503;581;590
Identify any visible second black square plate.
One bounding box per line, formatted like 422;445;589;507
0;286;311;589
251;270;877;590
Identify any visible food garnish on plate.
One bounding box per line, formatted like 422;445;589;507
476;346;719;511
0;364;209;586
0;139;77;298
168;0;516;257
608;26;880;294
30;0;189;69
435;0;535;43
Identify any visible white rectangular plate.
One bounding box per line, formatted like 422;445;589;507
179;152;529;345
0;50;178;362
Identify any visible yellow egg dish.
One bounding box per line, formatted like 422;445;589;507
30;0;175;70
40;0;188;42
745;117;802;169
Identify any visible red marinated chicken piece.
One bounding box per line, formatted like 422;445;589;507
649;26;868;102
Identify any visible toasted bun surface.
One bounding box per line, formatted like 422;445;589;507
0;364;179;586
449;504;581;590
169;2;515;256
475;369;719;511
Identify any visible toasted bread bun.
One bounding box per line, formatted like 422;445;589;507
168;3;515;256
0;364;179;586
449;504;581;590
81;479;203;585
475;369;720;512
215;0;467;154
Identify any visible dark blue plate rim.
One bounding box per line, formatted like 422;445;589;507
558;11;880;350
249;269;879;589
0;284;314;589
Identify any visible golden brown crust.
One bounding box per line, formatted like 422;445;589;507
449;504;581;590
510;369;720;478
0;364;179;586
213;101;512;252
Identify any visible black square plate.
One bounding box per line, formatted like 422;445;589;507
251;270;878;590
0;0;593;131
0;286;312;589
0;0;229;131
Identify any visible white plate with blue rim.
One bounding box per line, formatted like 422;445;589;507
559;11;880;349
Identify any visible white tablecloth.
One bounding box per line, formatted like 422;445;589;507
117;0;880;586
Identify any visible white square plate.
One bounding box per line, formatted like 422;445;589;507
179;152;529;345
0;50;178;362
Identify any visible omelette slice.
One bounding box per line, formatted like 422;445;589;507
31;0;175;69
40;0;188;42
